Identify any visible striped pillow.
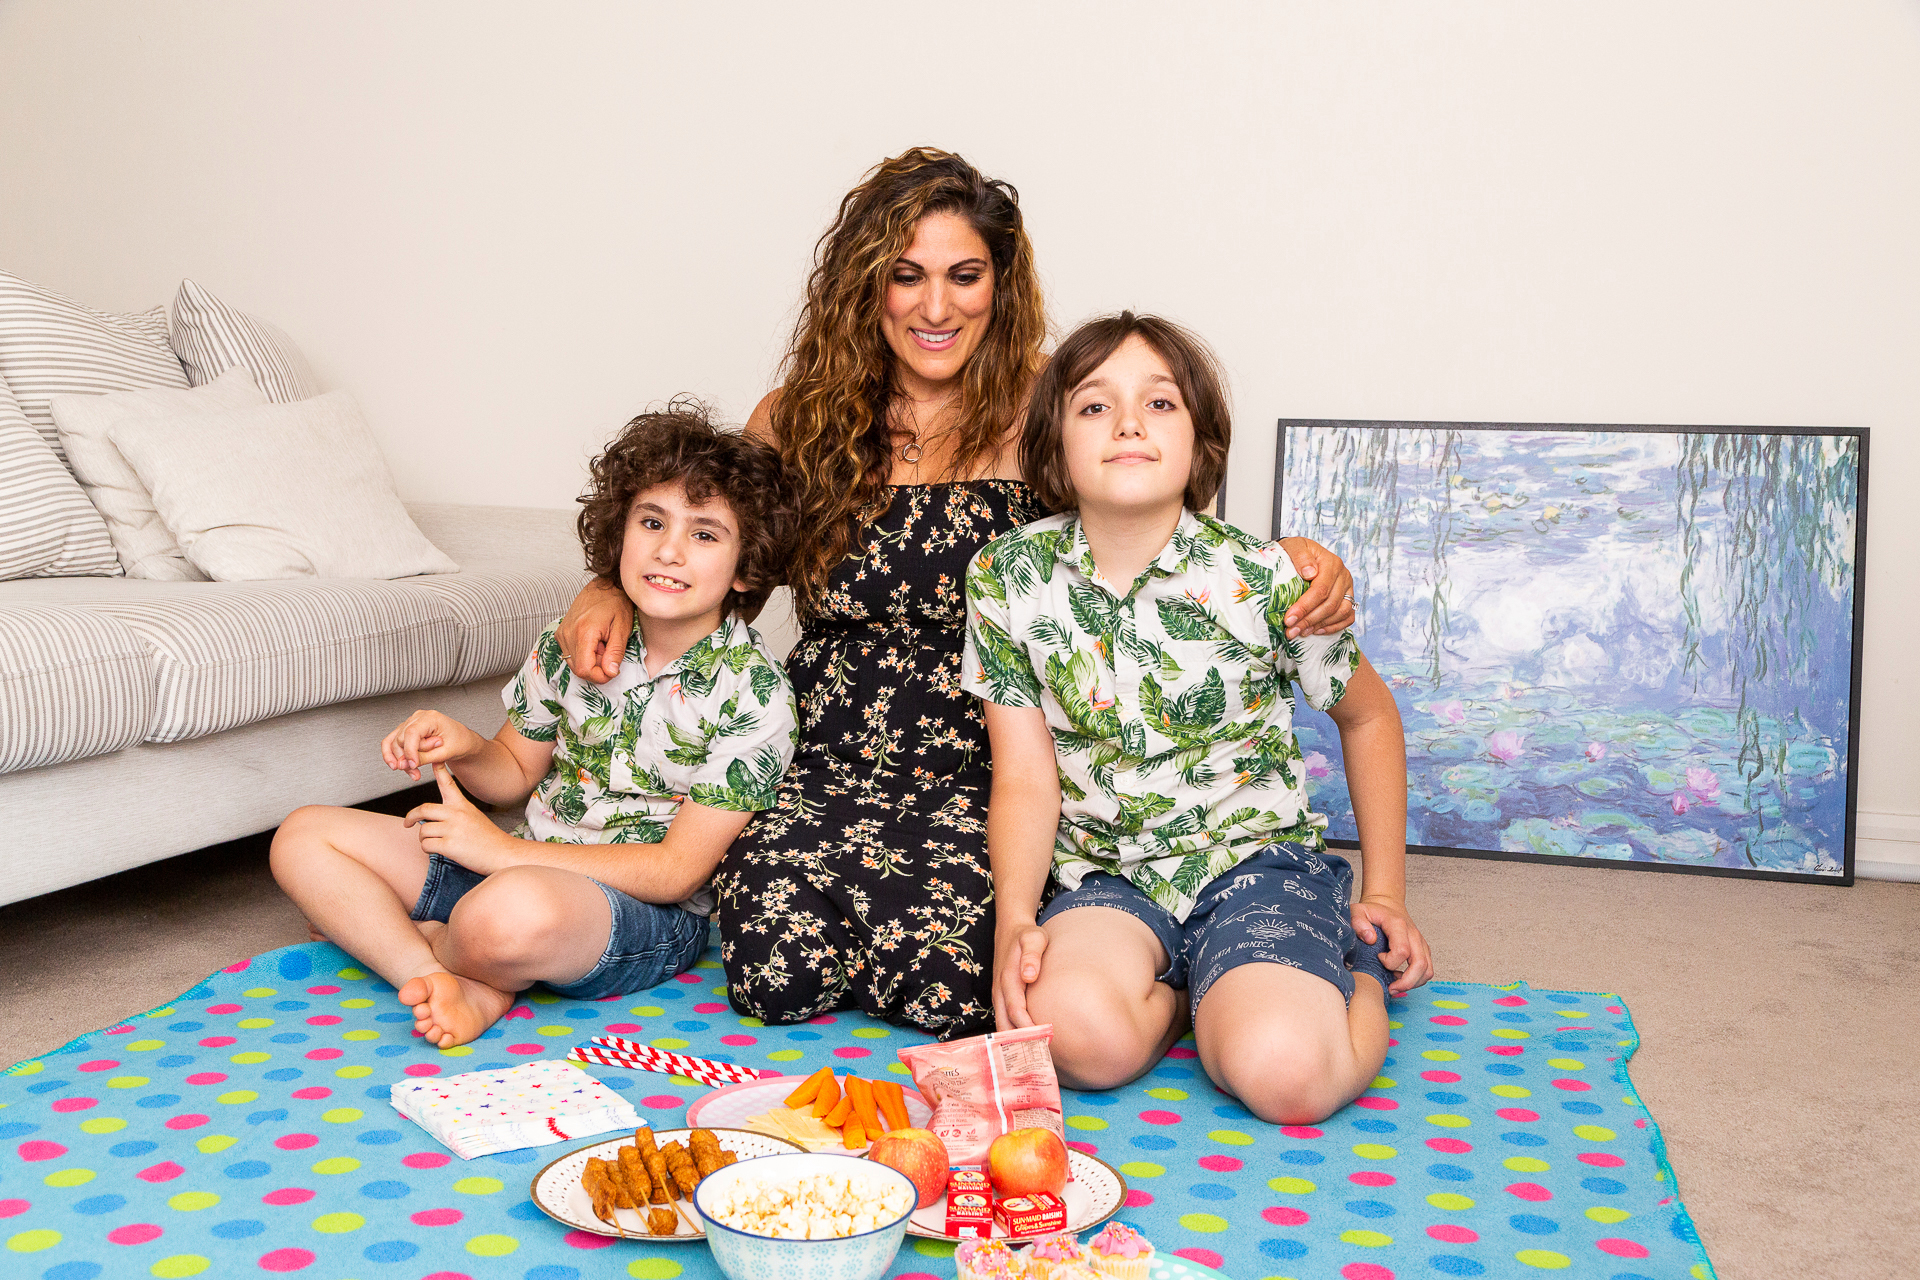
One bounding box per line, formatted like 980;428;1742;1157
169;278;319;404
0;370;121;580
0;271;188;464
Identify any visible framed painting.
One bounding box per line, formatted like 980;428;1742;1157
1271;420;1868;883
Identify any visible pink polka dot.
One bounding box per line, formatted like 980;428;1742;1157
108;1223;163;1245
305;985;341;995
1176;1249;1223;1269
1138;1110;1181;1125
1579;1152;1626;1168
275;1134;319;1150
420;1274;473;1280
1385;1038;1399;1047
604;1023;642;1034
51;1097;97;1113
105;1025;134;1036
1354;1097;1398;1111
222;960;252;973
1349;1171;1395;1187
1485;1044;1522;1056
1124;1190;1154;1207
1421;1070;1461;1083
1341;1265;1394;1280
564;1229;615;1248
165;1114;210;1130
1494;995;1529;1006
138;1161;185;1182
258;1248;315;1271
304;1015;342;1026
402;1152;451;1169
403;1064;441;1077
1165;1046;1198;1059
832;1047;870;1059
290;1087;331;1100
1428;1224;1478;1243
1263;1206;1309;1226
642;1095;684;1110
261;1188;315;1206
1598;1238;1650;1258
1427;1138;1473;1154
1635;1118;1649;1128
1506;1182;1552;1201
77;1059;120;1073
806;1013;837;1024
1066;1141;1098;1155
1497;1108;1539;1122
1429;1015;1467;1026
199;1036;237;1048
207;1003;244;1014
1605;1004;1623;1014
0;1199;28;1218
1199;1155;1242;1172
303;1049;342;1061
1280;1126;1323;1140
676;973;702;984
693;1003;727;1013
17;1140;67;1162
186;1072;228;1086
411;1208;464;1226
895;1274;942;1280
1553;1078;1592;1092
720;1034;757;1046
507;1043;544;1055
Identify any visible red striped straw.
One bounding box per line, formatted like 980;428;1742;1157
566;1044;725;1084
587;1036;773;1084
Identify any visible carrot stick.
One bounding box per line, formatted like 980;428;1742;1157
823;1091;855;1128
784;1066;833;1110
809;1073;842;1119
842;1119;865;1149
875;1079;910;1132
846;1076;883;1134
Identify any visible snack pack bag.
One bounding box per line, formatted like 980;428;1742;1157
896;1024;1067;1170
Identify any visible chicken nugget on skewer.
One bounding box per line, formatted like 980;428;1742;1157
615;1145;652;1210
689;1129;724;1179
719;1150;738;1167
581;1157;624;1236
632;1128;672;1203
648;1206;679;1236
660;1140;699;1199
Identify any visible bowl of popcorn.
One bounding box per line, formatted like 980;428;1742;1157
691;1151;918;1280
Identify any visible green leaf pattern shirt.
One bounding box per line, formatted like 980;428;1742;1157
961;510;1360;921
503;613;799;915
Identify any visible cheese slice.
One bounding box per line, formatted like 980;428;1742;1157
743;1106;843;1152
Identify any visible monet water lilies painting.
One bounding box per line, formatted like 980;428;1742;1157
1274;422;1865;881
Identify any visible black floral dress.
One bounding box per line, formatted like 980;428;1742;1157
715;480;1042;1039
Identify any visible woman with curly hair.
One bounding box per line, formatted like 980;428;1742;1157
557;148;1353;1038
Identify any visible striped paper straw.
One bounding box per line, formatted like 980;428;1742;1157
589;1036;773;1084
566;1044;726;1084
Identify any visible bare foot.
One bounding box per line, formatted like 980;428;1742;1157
395;971;516;1048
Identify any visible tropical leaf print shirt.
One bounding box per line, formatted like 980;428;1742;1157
961;510;1360;922
503;613;798;915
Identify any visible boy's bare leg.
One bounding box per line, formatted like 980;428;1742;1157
1194;964;1389;1125
1023;907;1187;1092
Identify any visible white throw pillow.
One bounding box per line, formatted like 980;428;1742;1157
109;390;459;581
0;270;188;463
0;370;121;580
50;366;270;580
169;278;319;404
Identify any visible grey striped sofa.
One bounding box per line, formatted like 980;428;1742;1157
0;503;588;907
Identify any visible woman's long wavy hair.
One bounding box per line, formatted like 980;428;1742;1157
774;147;1047;616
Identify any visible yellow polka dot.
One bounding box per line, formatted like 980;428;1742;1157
7;1229;61;1252
736;1016;764;1028
242;988;278;998
1573;1125;1616;1142
627;1260;684;1279
1146;1087;1187;1101
1548;1057;1585;1069
1504;1157;1550;1173
126;1039;165;1051
662;1074;698;1087
217;1091;258;1105
312;1212;365;1233
1586;1206;1632;1224
1493;1029;1530;1039
632;1006;665;1017
440;1045;473;1057
1118;1162;1163;1178
168;1192;220;1211
466;1234;520;1256
1421;1050;1461;1061
229;1052;271;1065
1557;1010;1587;1019
1432;1000;1469;1009
1352;1144;1397;1160
1691;1264;1711;1279
1207;1130;1254;1146
1268;1176;1315;1194
912;1238;956;1258
1179;1213;1229;1233
150;1256;211;1278
1516;1250;1571;1269
1387;1019;1404;1029
195;1136;235;1154
342;1030;379;1042
336;967;367;980
1427;1193;1475;1210
340;998;374;1009
1426;1114;1471;1128
850;1027;891;1039
1066;1116;1107;1131
322;1108;363;1124
709;986;728;996
312;1157;360;1175
1370;1076;1397;1088
454;1177;504;1195
146;1008;175;1019
651;1038;689;1050
536;1025;572;1036
236;1019;274;1030
887;1062;911;1075
9;1061;44;1076
1341;1229;1393;1247
528;992;560;1004
107;1076;150;1089
1490;1085;1532;1098
44;1168;95;1187
766;1049;803;1062
79;1118;126;1134
335;1066;373;1079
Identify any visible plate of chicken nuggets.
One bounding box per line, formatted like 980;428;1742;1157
529;1125;803;1240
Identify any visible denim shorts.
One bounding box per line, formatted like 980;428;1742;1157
410;853;707;1000
1037;844;1393;1006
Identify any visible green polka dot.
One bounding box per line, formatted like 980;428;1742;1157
455;1177;504;1195
312;1212;365;1233
1493;1029;1530;1040
1573;1125;1616;1141
736;1016;764;1028
6;1229;60;1252
322;1108;363;1124
1341;1229;1393;1247
651;1038;689;1050
1146;1087;1188;1101
1067;1116;1108;1131
1118;1162;1164;1178
1548;1057;1585;1069
536;1026;571;1036
912;1238;956;1257
850;1027;891;1039
1517;1250;1571;1269
466;1234;519;1256
1421;1050;1460;1061
1586;1206;1632;1224
631;1006;665;1017
217;1090;258;1104
1426;1114;1471;1128
1352;1144;1397;1160
1370;1076;1397;1088
766;1049;803;1062
126;1039;165;1051
1491;1085;1532;1098
168;1192;219;1211
1427;1193;1475;1210
1179;1213;1229;1233
79;1117;126;1134
44;1168;95;1187
107;1076;150;1089
236;1019;274;1029
1504;1157;1550;1172
242;988;277;998
342;1031;379;1042
886;1062;911;1075
340;998;374;1009
440;1046;473;1057
335;1066;373;1079
229;1052;271;1065
336;967;367;980
528;992;560;1004
312;1157;360;1175
1268;1177;1315;1194
627;1260;684;1279
194;1136;235;1154
1207;1130;1254;1146
150;1257;210;1278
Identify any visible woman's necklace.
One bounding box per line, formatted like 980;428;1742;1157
895;398;952;466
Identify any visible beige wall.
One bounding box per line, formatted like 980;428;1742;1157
3;1;1914;871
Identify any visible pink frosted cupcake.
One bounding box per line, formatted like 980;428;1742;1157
1022;1232;1092;1279
1086;1223;1155;1279
956;1238;1025;1280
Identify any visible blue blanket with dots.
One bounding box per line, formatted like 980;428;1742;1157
2;941;1717;1280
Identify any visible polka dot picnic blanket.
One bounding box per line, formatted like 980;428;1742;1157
2;941;1717;1280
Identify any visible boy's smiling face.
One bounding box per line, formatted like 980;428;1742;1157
619;481;747;635
1061;335;1196;522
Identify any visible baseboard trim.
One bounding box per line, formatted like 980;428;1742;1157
1856;809;1920;881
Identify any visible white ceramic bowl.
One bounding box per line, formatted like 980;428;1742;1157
691;1151;917;1280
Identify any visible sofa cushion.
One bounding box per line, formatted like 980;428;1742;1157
0;372;121;581
88;580;460;742
0;605;152;772
169;278;319;404
404;504;589;683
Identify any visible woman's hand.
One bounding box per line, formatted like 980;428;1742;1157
1353;894;1434;996
1277;537;1356;638
382;710;487;781
405;769;513;875
555;578;634;683
993;920;1050;1030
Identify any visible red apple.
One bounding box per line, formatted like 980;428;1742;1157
867;1127;950;1209
987;1126;1068;1199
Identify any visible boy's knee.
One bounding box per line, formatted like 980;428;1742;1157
451;868;578;963
1213;1032;1348;1126
1029;981;1162;1092
268;806;335;878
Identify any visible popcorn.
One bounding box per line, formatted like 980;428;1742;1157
704;1168;913;1240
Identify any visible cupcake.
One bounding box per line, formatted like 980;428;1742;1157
1087;1223;1155;1279
956;1238;1025;1280
1022;1232;1092;1279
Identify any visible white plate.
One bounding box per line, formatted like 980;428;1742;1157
905;1148;1128;1242
528;1126;802;1240
685;1075;932;1154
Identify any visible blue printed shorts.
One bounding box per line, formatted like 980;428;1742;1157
1037;844;1394;1006
410;853;707;1001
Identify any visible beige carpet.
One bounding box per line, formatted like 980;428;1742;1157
3;826;1914;1279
